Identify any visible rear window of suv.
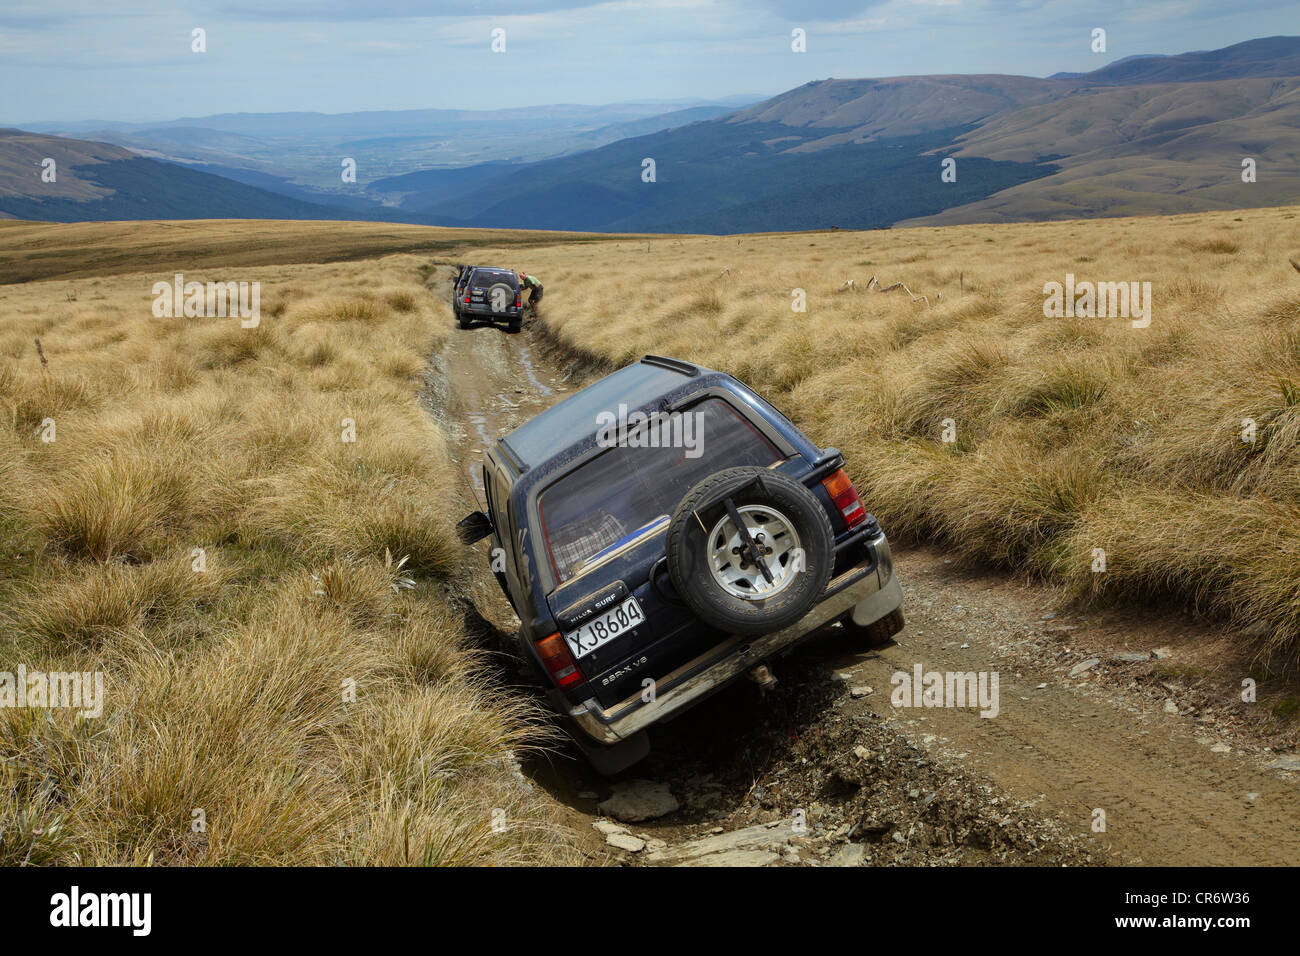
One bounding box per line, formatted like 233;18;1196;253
538;397;783;582
471;270;515;288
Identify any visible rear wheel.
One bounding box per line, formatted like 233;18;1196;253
843;606;904;647
666;466;833;637
507;315;522;333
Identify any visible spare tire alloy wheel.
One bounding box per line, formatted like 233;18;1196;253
666;466;834;637
708;504;801;599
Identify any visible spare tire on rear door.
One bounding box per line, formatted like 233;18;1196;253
665;466;834;637
486;281;515;318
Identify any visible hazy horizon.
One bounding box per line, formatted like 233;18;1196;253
4;0;1298;126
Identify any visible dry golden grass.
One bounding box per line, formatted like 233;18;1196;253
502;207;1300;652
0;253;578;865
9;204;1299;865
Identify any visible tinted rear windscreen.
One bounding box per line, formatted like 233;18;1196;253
471;271;515;288
539;398;782;582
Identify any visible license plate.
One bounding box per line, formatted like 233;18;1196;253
563;596;644;658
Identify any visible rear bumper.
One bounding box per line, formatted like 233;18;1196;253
566;528;901;745
460;304;521;319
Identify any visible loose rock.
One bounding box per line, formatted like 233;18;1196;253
829;842;866;867
1069;658;1101;677
598;780;680;822
606;832;646;853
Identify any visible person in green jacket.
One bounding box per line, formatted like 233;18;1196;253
517;270;543;316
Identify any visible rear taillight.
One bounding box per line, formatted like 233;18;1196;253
464;295;470;303
534;632;582;689
822;468;866;529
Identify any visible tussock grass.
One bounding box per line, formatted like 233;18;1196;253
1176;237;1240;255
33;449;195;562
517;205;1300;653
0;254;578;866
1;368;99;433
3;555;231;656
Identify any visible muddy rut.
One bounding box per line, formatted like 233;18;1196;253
422;270;1300;867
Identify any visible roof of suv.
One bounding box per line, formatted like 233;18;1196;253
499;355;717;471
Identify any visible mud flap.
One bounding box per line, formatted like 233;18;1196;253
850;574;903;627
568;728;651;777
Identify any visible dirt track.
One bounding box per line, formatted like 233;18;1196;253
424;269;1300;866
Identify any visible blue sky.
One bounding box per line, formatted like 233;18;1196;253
3;0;1298;123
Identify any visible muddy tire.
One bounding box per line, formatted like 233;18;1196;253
843;606;904;647
666;466;833;637
456;311;471;329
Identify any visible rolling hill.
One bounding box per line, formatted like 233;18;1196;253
396;120;1053;233
904;75;1300;223
1077;35;1300;85
0;129;372;223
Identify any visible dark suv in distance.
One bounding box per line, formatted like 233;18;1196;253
453;266;524;331
458;355;904;773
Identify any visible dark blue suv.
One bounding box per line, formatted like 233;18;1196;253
458;355;904;772
453;266;524;331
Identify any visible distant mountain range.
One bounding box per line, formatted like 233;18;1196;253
0;99;753;224
377;36;1300;232
18;99;755;195
4;36;1299;232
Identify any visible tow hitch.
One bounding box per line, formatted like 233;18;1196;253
747;663;777;690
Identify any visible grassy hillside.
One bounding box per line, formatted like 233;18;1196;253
727;74;1064;139
0;247;577;864
482;206;1300;654
907;76;1300;226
